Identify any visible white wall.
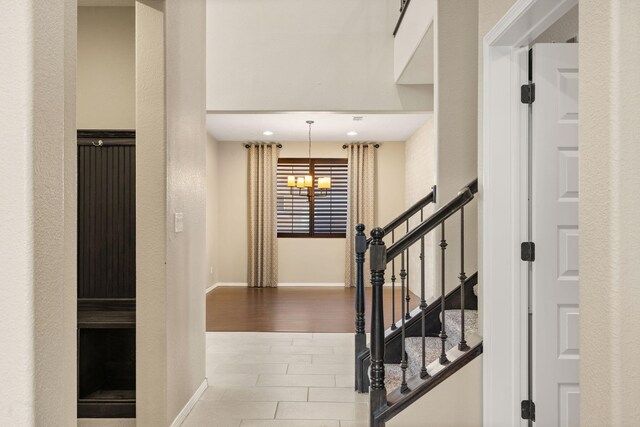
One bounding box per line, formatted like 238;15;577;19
209;139;405;285
394;0;436;83
136;0;207;425
164;0;207;422
77;6;135;129
206;0;433;112
580;0;640;424
0;0;76;425
392;2;482;423
434;0;479;296
532;4;578;44
404;118;437;298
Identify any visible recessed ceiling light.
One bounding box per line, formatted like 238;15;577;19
263;130;274;136
347;131;358;136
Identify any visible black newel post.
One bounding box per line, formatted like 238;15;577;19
354;223;367;392
369;227;387;424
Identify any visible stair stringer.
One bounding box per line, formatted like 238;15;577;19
383;342;483;426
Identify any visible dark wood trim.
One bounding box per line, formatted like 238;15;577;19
376;342;483;424
77;129;136;139
78;139;135;146
77;402;135;419
77;130;135;146
386;179;478;261
78;299;136;329
381;191;434;236
392;0;412;37
277;232;346;239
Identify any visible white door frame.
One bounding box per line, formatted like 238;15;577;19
481;0;578;425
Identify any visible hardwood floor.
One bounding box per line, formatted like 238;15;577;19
206;286;420;333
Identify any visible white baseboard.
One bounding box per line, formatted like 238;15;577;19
169;378;208;427
206;282;345;294
206;282;245;294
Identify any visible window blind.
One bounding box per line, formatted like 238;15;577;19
277;158;348;237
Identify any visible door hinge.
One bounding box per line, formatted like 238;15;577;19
521;242;535;262
521;83;535;104
521;399;536;421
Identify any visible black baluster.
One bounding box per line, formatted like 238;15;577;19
369;228;387;420
439;222;450;365
405;220;411;319
354;224;367;392
390;230;397;330
458;208;469;351
400;252;409;393
419;208;429;378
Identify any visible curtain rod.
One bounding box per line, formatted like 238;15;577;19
244;143;283;148
342;143;380;149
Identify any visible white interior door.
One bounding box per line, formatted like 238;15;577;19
531;43;580;427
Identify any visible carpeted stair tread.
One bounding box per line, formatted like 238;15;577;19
442;310;478;346
384;337;444;390
382;310;479;392
406;336;453;367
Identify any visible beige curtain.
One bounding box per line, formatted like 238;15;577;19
247;143;279;288
344;143;376;287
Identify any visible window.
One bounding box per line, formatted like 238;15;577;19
277;158;348;238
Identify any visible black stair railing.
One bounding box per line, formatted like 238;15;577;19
368;179;478;425
354;187;435;393
393;0;412;36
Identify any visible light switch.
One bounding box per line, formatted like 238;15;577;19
174;212;184;233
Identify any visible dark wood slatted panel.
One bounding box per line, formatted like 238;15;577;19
78;142;136;299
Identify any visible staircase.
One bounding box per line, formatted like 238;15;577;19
353;179;481;426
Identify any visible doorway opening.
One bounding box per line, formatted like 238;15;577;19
482;0;579;425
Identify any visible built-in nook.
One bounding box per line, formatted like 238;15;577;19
76;1;136;419
78;328;136;417
76;131;136;418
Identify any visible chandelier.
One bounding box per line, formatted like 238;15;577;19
287;120;331;198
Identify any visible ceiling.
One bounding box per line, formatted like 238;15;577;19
207;113;432;142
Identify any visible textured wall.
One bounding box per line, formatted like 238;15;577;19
77;7;135;129
211;141;405;285
206;0;433;112
164;0;207;421
435;0;479;296
404;118;437;298
0;2;38;423
136;0;207;425
0;0;76;425
580;1;640;424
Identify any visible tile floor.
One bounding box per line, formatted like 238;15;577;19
181;332;369;427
